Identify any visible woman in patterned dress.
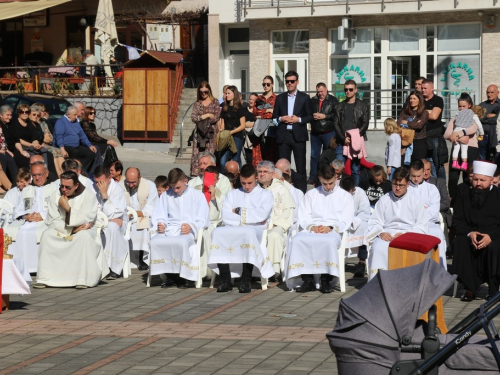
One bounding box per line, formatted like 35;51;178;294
252;75;277;167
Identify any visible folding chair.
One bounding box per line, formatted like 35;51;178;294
0;199;14;228
123;206;138;278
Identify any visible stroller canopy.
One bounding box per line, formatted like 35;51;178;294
328;260;456;365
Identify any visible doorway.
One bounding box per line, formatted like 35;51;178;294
388;56;420;118
272;57;308;93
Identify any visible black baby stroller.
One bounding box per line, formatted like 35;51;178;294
328;259;500;374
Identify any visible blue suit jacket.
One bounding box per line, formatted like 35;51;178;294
272;90;314;143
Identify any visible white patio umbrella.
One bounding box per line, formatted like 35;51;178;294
95;0;118;85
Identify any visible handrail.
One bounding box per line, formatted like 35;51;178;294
176;101;196;158
169;62;184;143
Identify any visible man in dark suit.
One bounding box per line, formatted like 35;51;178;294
272;71;313;193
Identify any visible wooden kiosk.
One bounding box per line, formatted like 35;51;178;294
122;51;183;142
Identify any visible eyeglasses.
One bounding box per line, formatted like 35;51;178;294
31;113;40;117
392;182;407;189
262;83;272;87
125;180;138;185
285;80;296;84
31;173;45;178
344;88;355;92
200;90;210;94
257;170;272;174
60;184;74;190
88;112;95;115
20;110;30;114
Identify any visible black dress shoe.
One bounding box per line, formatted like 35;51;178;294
177;277;189;289
217;279;233;292
161;278;176;288
239;278;251;293
319;280;333;294
138;261;149;271
297;278;316;293
353;262;366;278
106;271;119;280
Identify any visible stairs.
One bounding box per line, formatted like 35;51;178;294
168;88;198;163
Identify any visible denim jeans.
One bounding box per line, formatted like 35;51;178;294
309;130;335;182
479;134;489;160
220;136;244;173
426;137;446;179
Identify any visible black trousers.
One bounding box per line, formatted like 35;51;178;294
65;145;96;174
448;146;479;200
411;138;428;161
302;274;332;281
0;153;18;182
218;263;253;280
278;131;307;193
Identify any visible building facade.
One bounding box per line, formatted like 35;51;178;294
209;0;500;125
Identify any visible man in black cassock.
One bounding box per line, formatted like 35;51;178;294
452;160;500;301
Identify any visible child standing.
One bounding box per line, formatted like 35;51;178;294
451;93;484;171
384;118;401;180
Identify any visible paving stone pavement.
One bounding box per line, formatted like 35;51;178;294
1;261;499;375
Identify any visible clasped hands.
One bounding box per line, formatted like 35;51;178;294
158;222;191;235
25;212;43;222
281;115;300;124
470;231;492;250
380;232;403;242
311;225;333;234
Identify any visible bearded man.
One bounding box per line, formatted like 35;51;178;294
452;160;500;301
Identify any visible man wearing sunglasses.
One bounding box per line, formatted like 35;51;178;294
272;71;313;193
333;80;370;186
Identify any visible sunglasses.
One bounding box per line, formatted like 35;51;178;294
344;88;355;92
20;110;30;114
200;90;210;94
262;83;272;87
285;80;296;84
31;113;40;117
60;184;74;190
88;112;95;115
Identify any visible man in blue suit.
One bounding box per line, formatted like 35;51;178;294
272;71;313;193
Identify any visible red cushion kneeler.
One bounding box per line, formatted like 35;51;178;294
388;232;441;254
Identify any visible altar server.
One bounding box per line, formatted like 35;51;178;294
366;167;428;280
150;168;209;287
209;164;274;293
285;165;354;293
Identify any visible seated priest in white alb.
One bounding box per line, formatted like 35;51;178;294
34;171;102;289
257;160;295;281
408;160;447;268
3;168;31;226
120;167;157;271
94;166;129;280
188;151;231;197
6;163;57;273
209;164;274;293
280;171;304;224
285;165;354;294
339;176;371;278
191;165;224;279
150;168;209;288
366;167;428;280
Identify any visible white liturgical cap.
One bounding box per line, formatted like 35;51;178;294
473;160;496;177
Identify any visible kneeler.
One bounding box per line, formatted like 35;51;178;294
388;232;447;333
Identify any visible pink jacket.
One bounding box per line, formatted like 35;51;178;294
343;128;368;160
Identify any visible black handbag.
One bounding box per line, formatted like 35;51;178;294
102;145;118;167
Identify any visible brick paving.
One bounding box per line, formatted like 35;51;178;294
1;262;499;375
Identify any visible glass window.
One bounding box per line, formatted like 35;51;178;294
389;28;419;51
374;28;382;54
331;29;371;56
331;57;371;103
228;28;249;43
426;25;434;52
437;24;480;51
272;31;309;54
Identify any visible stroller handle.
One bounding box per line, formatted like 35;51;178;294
448;291;500;334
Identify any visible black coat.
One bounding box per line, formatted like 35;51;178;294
310;94;338;133
272;90;314;143
333;98;370;143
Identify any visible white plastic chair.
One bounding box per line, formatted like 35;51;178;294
146;227;205;288
123;206;139;278
0;199;14;228
209;223;270;291
95;211;109;236
337;232;349;293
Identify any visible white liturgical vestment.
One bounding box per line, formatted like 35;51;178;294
209;185;274;278
6;182;57;272
37;186;103;287
150;186;209;281
344;187;370;254
285;186;354;291
409;181;447;268
188;173;231;198
97;179;129;274
366;191;428;280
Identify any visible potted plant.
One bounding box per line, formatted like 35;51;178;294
52;79;62;95
68;73;84;84
112;85;122;96
1;73;16;85
21;71;33;92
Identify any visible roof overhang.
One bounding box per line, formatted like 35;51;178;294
0;0;73;21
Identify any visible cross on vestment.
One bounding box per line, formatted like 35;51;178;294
227;246;234;254
338;17;357;51
172;258;179;266
313;261;321;269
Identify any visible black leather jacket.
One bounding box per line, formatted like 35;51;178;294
333;98;370;143
310;94;339;132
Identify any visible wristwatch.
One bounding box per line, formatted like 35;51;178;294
235;207;241;215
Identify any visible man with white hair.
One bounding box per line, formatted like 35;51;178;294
452;160;500;301
74;101;85;121
257;160;295;280
331;159;349;187
275;158;306;193
188;151;231;197
54;105;97;173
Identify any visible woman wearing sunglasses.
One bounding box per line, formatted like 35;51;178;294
190;81;220;176
252;75;277;167
80;106;119;165
31;104;65;176
14;104;57;176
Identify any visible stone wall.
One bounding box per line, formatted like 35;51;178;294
66;97;122;137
